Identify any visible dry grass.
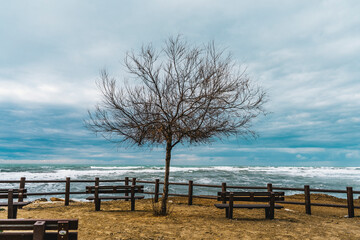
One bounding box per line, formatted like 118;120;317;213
1;194;360;239
150;197;173;216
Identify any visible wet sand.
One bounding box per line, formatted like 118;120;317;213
1;194;360;239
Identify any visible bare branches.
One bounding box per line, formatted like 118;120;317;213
85;36;267;148
85;35;268;215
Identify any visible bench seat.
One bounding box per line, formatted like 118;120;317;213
0;202;31;219
0;202;31;207
0;219;78;240
86;184;144;211
214;203;284;209
0;189;31;219
215;191;285;219
86;196;144;200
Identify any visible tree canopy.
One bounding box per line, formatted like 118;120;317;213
86;36;267;214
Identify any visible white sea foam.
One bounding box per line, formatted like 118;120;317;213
2;166;360;180
244;166;360;179
90;166;145;170
1;165;360;200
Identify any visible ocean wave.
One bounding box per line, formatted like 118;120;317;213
1;165;360;200
90;166;145;170
2;166;360;180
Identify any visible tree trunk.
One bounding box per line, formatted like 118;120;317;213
161;140;172;215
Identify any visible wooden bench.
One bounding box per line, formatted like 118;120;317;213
0;189;31;219
214;191;285;219
86;185;144;211
0;219;78;240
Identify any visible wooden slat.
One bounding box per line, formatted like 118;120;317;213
0;232;78;240
86;196;144;200
0;189;27;193
0;189;28;199
86;189;144;194
86;185;143;190
0;202;31;207
214;203;284;209
86;185;144;194
0;219;78;230
217;191;284;197
0;194;28;199
217;196;285;202
216;191;285;202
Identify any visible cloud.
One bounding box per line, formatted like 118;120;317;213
0;66;99;107
296;154;307;160
0;1;359;166
345;150;360;159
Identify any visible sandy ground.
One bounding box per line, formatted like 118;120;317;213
1;194;360;239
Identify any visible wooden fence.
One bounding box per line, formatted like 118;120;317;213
0;177;359;218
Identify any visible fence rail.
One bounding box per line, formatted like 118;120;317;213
0;177;358;218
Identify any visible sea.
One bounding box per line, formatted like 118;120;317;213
1;164;360;201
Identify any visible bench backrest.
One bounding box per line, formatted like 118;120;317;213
0;189;27;199
0;219;78;240
217;191;285;202
86;185;144;194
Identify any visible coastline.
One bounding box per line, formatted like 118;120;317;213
1;165;360;200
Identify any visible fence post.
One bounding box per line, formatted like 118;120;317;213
347;187;354;218
17;177;26;209
228;192;234;219
268;192;275;219
8;189;14;219
131;185;135;211
95;177;99;187
267;183;273;192
304;185;311;215
18;177;26;203
132;178;136;185
95;186;100;211
188;180;193;205
65;177;70;206
222;182;227;204
125;177;129;201
154;179;160;203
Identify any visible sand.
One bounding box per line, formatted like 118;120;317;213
1;194;360;239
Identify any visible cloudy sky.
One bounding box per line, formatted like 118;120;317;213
1;0;359;166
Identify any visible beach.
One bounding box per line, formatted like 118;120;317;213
1;194;360;239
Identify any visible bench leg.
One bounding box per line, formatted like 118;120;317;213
228;207;233;219
95;199;101;211
268;208;274;220
228;193;234;219
265;208;274;219
33;221;46;240
131;198;135;211
265;208;269;219
13;207;17;219
268;192;275;219
8;207;17;219
131;186;135;211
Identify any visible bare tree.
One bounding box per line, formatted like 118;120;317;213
85;36;267;215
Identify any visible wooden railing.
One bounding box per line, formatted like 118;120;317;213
0;177;358;217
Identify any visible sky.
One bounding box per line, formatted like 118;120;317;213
0;0;359;166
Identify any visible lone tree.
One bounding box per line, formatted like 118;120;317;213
85;36;267;215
